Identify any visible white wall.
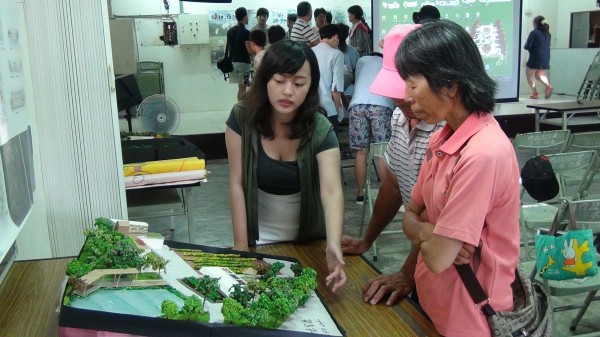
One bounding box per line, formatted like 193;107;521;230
17;0;127;260
111;0;370;132
10;1;53;260
115;0;600;121
519;0;600;95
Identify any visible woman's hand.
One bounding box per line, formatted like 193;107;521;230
453;244;476;265
325;242;346;293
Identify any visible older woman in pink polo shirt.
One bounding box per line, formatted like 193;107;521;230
397;21;521;336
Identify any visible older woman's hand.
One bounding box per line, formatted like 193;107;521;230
453;244;476;265
325;242;347;293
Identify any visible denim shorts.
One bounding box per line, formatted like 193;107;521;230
229;62;251;84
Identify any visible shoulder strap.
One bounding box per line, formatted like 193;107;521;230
225;29;230;59
455;264;497;317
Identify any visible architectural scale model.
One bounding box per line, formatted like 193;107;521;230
60;218;343;336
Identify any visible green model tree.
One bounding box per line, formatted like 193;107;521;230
144;252;169;275
183;276;224;302
160;295;210;322
221;264;317;329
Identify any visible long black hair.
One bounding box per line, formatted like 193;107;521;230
337;23;350;53
395;20;497;114
244;40;322;139
347;5;367;28
533;15;550;35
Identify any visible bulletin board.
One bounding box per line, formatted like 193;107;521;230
0;0;35;266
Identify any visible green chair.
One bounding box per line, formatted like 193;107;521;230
565;131;600;199
137;61;164;100
521;151;597;261
513;130;571;161
523;199;600;333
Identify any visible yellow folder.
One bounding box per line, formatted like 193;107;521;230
124;157;205;176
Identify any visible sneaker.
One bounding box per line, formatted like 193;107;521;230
530;92;539;99
355;196;364;205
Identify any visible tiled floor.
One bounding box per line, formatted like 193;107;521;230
132;155;600;337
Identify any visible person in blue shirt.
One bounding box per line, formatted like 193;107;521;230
524;15;553;99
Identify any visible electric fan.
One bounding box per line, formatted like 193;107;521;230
136;94;181;135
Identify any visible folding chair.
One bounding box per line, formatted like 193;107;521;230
358;142;403;260
565;131;600;199
566;131;600;153
577;54;600;101
137;61;164;100
521;150;597;261
513;130;571;161
524;199;600;333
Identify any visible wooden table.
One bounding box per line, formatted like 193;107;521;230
255;241;439;337
0;242;438;337
0;258;70;337
527;100;600;131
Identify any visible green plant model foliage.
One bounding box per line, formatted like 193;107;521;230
66;218;165;279
183;276;224;302
94;217;115;232
160;295;209;322
175;249;257;273
261;261;284;280
221;264;317;329
144;252;169;275
290;262;303;277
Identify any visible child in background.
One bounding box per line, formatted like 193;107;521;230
250;30;267;72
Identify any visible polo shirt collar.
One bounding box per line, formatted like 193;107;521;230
437;112;494;155
398;112;440;132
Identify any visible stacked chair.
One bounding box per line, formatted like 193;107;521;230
514;130;574;259
576;51;600;101
514;130;600;335
565;131;600;199
520;150;597;261
522;199;600;334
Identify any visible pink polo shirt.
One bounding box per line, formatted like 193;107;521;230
411;113;520;337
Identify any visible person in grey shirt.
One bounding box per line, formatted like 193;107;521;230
250;7;270;44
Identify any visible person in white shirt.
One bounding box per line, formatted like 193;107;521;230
249;30;267;72
312;24;344;129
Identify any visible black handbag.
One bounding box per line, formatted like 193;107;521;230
216;36;233;80
217;56;233;75
455;264;553;337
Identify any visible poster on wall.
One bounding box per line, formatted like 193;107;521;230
0;0;36;263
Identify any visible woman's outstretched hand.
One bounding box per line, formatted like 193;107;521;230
325;242;347;293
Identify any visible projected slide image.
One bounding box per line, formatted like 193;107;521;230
377;0;514;78
375;0;519;101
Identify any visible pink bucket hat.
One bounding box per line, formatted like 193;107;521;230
370;24;420;99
